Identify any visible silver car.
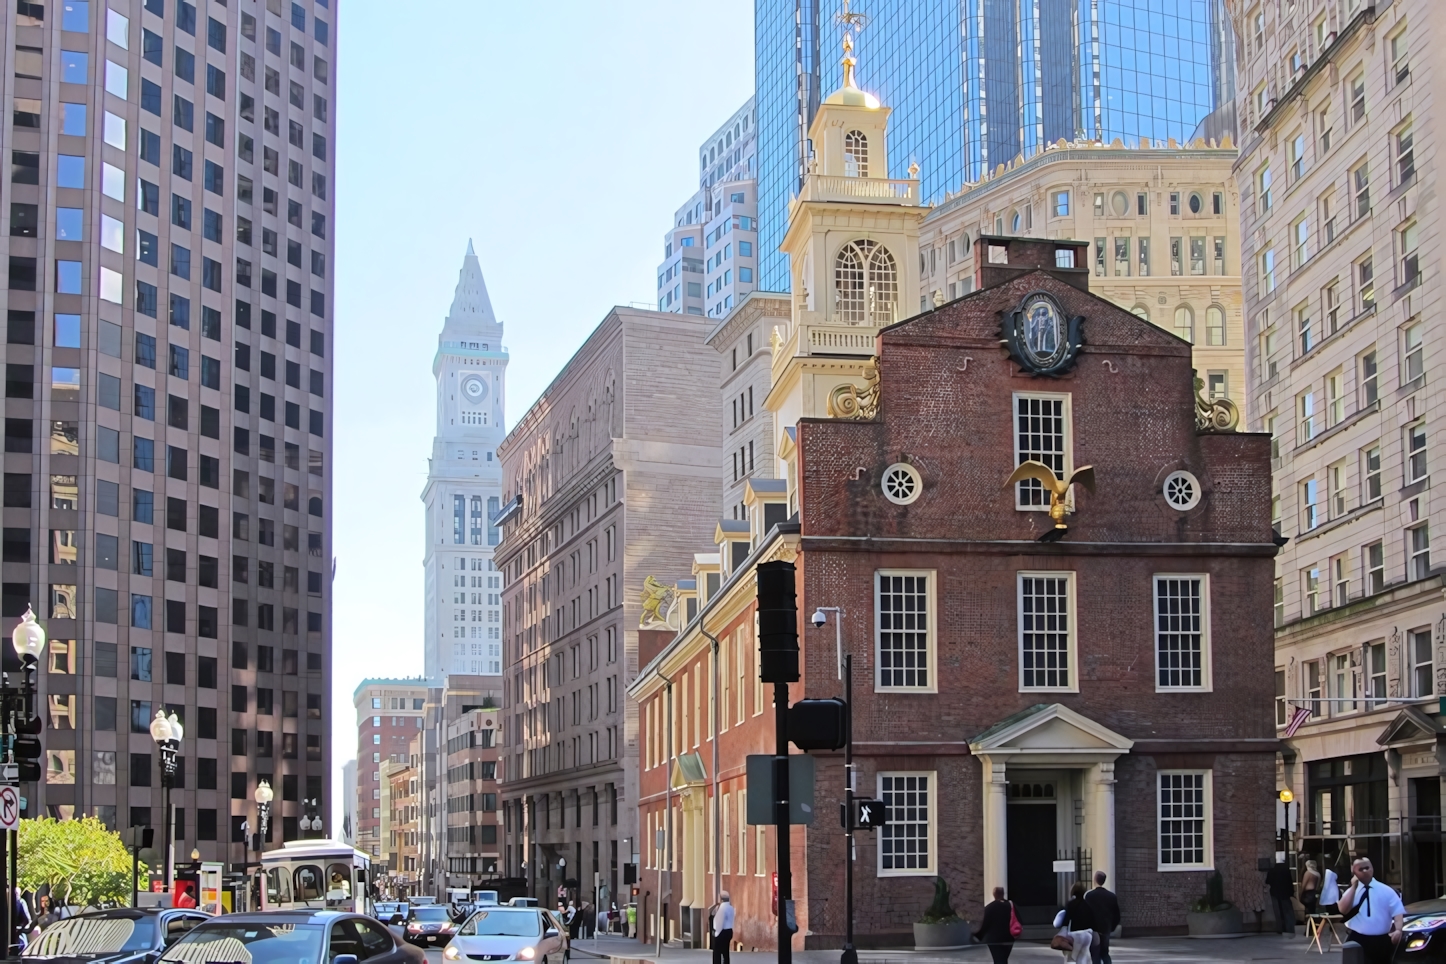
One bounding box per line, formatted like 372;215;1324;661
441;908;568;964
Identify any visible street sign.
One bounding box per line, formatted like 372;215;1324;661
745;754;815;825
1052;859;1076;873
855;798;887;828
0;784;19;830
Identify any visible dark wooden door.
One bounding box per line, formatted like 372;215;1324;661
1007;803;1058;922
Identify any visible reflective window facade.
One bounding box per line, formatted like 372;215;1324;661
757;0;1233;291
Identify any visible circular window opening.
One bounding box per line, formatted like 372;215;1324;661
1188;192;1204;214
1111;191;1130;216
881;463;923;505
1163;470;1202;511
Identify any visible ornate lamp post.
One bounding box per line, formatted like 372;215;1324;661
254;780;274;853
149;709;183;888
3;607;45;955
300;797;322;839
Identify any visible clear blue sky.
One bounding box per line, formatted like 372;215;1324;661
329;1;755;822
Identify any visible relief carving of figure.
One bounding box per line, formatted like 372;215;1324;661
640;576;676;630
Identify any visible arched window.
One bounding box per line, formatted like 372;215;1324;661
834;240;897;325
844;130;868;178
1206;305;1226;345
1174;306;1195;344
1131;304;1151;320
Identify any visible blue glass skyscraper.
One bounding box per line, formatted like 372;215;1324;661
756;0;1236;291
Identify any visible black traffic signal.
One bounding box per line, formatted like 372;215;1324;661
757;561;799;684
856;799;888;828
13;719;42;783
789;698;847;751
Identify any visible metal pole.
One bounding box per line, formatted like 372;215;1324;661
842;653;855;964
2;670;11;956
131;838;139;909
9;828;15;955
1;818;9;956
774;681;791;964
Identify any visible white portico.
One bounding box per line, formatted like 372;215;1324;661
969;704;1133;916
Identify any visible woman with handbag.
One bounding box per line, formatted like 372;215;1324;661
973;886;1020;963
1051;882;1097;964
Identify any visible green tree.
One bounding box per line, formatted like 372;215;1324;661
18;817;136;907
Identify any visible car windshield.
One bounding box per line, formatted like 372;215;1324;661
25;916;159;956
460;912;540;938
411;908;450;922
160;922;324;964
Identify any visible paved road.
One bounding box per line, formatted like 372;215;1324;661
565;932;1345;963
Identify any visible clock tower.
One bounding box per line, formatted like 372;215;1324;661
422;242;508;681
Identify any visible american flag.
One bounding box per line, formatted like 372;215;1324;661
1284;705;1312;739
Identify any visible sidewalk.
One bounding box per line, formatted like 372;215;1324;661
571;932;1342;963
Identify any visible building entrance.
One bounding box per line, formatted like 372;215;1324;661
1007;777;1060;924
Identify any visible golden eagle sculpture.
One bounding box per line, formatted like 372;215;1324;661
1003;460;1096;542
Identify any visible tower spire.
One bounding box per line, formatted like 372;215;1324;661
835;0;869;90
445;241;498;331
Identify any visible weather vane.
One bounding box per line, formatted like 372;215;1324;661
834;1;869;85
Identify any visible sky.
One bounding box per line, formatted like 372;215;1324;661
329;1;755;825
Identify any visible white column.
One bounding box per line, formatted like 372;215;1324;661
982;757;1008;905
1087;761;1117;888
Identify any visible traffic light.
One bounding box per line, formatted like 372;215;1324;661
13;716;42;783
789;699;847;751
757;561;798;684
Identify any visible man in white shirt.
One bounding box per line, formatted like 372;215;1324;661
711;891;736;964
1336;857;1404;964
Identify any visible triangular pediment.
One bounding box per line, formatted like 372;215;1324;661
1376;706;1444;748
670;752;708;789
969;703;1134;754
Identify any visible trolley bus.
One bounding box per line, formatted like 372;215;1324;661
257;838;372;914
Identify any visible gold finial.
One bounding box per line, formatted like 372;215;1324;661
835;0;869;87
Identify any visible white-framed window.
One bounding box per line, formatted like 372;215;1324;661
875;570;936;692
1157;770;1213;870
1410;524;1431;580
1410;627;1434;697
1154;575;1210;690
878;771;935;876
1018;571;1076;691
1406;422;1428;483
1013;392;1072;509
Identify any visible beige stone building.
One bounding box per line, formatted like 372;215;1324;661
495;306;722;905
708;291;788;523
1229;0;1445;899
918;141;1246;415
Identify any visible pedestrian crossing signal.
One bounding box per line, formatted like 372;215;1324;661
856;798;887;828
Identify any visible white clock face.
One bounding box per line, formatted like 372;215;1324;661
461;375;489;404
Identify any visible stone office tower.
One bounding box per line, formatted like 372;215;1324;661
9;0;337;861
422;244;507;681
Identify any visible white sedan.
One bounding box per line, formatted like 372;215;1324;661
441;908;568;964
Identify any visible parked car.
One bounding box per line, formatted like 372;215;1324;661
374;902;409;920
159;910;424;964
507;897;539;908
1399;898;1446;961
442;907;568;964
25;907;211;964
402;906;459;947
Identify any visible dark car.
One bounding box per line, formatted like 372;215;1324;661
1397;898;1446;960
160;910;424;964
24;907;211;964
402;906;459;947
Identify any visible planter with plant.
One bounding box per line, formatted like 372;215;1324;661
1185;871;1244;938
913;877;973;948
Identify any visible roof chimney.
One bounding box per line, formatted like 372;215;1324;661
974;235;1091;293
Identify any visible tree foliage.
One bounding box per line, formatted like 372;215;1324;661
18;817;135;907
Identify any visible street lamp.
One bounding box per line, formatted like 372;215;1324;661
811;606;856;964
150;709;183;887
300;798;322;838
2;606;44;955
254;780;274;854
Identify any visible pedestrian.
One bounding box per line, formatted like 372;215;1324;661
973;886;1015;964
1084;872;1119;964
1299;859;1321;918
1053;881;1095;964
710;891;735;964
1336;856;1404;964
626;903;637;939
1265;859;1295;936
566;901;581;940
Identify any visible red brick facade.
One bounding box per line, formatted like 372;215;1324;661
633;240;1278;947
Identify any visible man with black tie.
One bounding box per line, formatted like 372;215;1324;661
1337;857;1405;964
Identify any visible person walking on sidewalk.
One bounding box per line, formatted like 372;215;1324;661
1337;857;1404;964
1054;882;1096;964
1084;872;1119;964
710;891;735;964
973;886;1015;963
626;903;636;939
1265;859;1296;936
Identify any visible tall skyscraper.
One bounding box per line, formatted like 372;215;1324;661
422;244;506;681
12;0;336;859
757;0;1237;290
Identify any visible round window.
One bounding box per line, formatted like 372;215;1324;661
1111;191;1130;216
881;463;923;505
1188;192;1204;214
1163;470;1202;511
1011;211;1022;232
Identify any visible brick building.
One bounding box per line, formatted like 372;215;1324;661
628;50;1279;943
352;677;427;859
443;706;502;882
